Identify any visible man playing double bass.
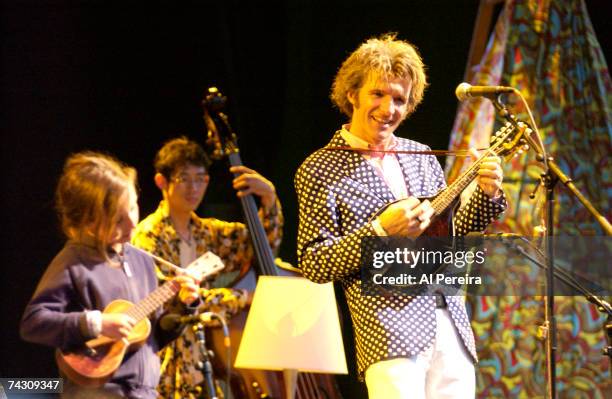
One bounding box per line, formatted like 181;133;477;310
296;34;507;398
132;136;283;398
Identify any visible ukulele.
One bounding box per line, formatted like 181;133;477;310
55;250;225;387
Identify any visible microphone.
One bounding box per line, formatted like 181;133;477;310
455;82;516;101
160;312;215;330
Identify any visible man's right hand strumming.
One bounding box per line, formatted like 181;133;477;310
378;197;434;237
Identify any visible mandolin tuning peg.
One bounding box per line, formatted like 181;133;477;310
523;144;530;151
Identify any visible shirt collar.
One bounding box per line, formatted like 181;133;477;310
157;200;200;230
340;124;398;157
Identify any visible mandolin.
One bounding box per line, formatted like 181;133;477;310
377;120;528;235
56;250;225;387
364;121;529;291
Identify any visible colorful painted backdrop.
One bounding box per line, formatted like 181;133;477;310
446;0;611;397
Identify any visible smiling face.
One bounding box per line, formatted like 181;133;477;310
347;73;412;147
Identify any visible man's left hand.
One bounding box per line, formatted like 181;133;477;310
230;165;277;209
470;148;503;199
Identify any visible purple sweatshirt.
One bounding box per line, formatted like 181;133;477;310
20;241;188;398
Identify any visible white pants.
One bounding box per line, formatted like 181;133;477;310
365;309;475;399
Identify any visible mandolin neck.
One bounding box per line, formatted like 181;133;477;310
430;155;485;215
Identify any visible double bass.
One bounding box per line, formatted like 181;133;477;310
202;87;344;399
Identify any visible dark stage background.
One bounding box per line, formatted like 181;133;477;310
2;0;610;396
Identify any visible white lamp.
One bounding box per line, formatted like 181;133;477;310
234;275;348;399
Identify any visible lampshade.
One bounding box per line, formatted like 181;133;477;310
234;275;348;374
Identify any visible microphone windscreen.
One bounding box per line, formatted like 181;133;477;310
159;313;182;331
455;82;471;101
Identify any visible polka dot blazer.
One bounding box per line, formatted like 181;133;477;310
295;130;506;378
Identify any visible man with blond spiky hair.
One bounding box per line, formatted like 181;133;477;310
296;34;506;398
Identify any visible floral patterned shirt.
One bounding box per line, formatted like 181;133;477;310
132;199;283;398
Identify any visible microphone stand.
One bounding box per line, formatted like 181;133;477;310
490;95;612;398
490;97;556;398
193;322;218;399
